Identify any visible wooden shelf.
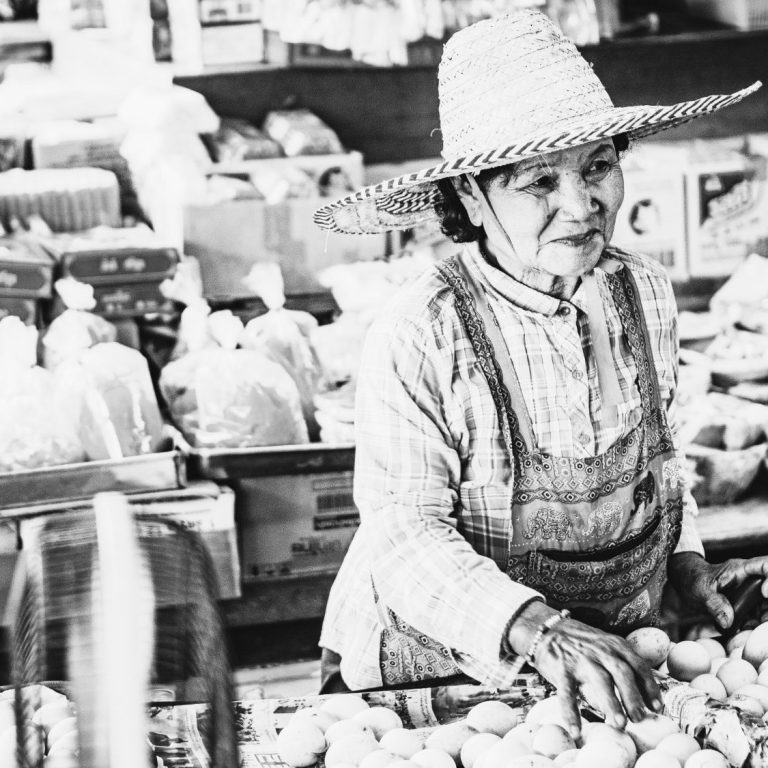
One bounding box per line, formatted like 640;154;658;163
175;26;768;165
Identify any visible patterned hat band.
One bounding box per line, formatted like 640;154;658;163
315;9;761;235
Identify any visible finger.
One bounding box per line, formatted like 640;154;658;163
582;664;627;730
556;673;582;743
742;558;768;581
613;641;663;713
603;656;650;723
705;591;734;630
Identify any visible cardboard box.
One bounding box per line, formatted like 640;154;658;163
0;296;38;325
612;165;689;281
129;483;241;600
60;246;179;284
211;150;365;192
201;21;264;67
200;0;262;24
184;196;388;297
234;470;359;580
685;150;768;277
14;482;239;600
91;280;176;318
0;238;54;298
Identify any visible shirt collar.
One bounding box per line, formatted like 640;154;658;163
463;241;623;317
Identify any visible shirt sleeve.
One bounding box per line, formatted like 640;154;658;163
661;277;706;558
354;310;543;676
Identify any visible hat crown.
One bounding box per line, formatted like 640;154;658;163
438;9;614;161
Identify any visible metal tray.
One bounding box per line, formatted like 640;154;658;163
0;449;186;513
188;443;355;480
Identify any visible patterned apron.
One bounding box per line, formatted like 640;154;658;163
377;251;684;686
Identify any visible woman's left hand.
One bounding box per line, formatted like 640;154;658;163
669;552;768;630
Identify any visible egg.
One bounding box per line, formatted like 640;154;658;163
683;749;729;768
726;631;752;655
466;700;520;737
635;748;683;768
382;727;425;759
320;695;370;720
353;706;403;740
716;659;758;696
424;722;477;761
525;697;569;729
626;628;672;668
574;740;634;768
460;732;500;768
668;642;712;682
695;639;726;661
742;622;768;669
410;748;457;768
689;674;727;702
359;750;403;768
626;715;680;754
656;733;700;764
531;724;575;759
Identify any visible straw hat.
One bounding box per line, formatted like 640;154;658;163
314;9;760;235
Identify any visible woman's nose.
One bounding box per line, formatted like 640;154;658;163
557;175;600;219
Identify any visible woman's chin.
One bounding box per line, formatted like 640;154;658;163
543;241;604;277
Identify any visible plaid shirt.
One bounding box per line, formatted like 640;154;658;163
320;242;704;691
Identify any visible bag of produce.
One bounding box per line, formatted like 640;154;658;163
0;317;85;471
160;348;308;448
240;263;322;436
160;297;309;448
56;342;166;460
41;277;117;370
262;109;344;157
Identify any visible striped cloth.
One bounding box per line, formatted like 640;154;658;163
320;242;703;691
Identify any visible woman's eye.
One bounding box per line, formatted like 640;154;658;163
528;175;556;191
586;159;614;180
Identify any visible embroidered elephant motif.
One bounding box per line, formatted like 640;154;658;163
662;459;682;493
584;501;623;538
631;473;656;517
616;589;651;626
523;507;573;541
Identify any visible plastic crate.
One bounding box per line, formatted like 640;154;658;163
686;0;768;29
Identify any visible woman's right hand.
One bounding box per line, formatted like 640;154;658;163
508;602;663;739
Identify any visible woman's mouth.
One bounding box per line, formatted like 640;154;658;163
554;229;601;247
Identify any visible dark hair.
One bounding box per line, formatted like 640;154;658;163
434;133;631;243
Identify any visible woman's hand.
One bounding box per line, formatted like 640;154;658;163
507;602;662;740
668;552;768;630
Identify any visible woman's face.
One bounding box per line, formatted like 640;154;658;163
466;139;625;281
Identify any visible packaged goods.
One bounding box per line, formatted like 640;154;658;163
239;264;323;436
236;469;357;579
263;109;345;157
685;140;768;277
612;155;688;281
0;233;55;299
160;301;309;448
249;164;317;203
160;347;308;448
0;296;37;325
206;118;283;163
311;315;368;386
41;307;117;370
56;342;166;460
0;317;84;471
0;167;121;232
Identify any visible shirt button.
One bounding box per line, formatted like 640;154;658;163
571;368;583;380
557;305;571;317
579;433;591;446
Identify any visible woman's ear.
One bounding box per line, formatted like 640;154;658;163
453;175;483;227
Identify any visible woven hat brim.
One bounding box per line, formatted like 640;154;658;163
314;81;761;234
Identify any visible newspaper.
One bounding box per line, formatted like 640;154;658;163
147;676;549;767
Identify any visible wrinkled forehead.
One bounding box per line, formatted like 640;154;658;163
516;138;618;175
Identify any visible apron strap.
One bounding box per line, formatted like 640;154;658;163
436;257;530;470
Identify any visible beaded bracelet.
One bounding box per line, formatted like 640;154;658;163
505;608;571;679
524;608;571;666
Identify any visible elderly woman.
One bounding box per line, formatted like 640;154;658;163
314;9;763;736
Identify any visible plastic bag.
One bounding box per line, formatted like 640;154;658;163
56;342;166;460
0;316;85;471
160;347;308;448
240;264;322;435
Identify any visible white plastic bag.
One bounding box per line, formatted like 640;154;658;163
240;264;323;434
0;316;85;471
